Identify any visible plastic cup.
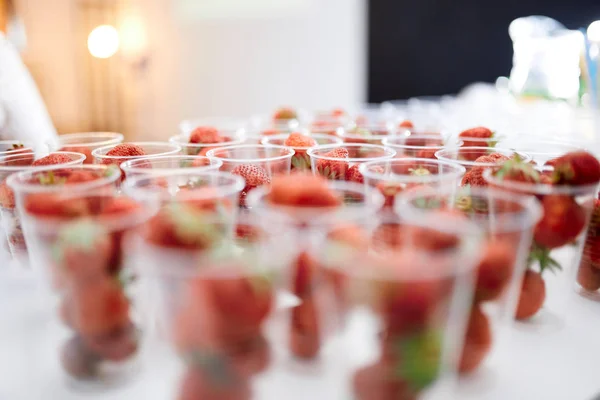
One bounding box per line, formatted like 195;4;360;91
10;189;154;392
169;129;247;157
396;186;541;390
311;212;481;399
382;134;462;159
338;124;406;145
179;117;247;135
206;145;295;208
261;133;343;171
435;147;531;187
0;140;37;158
120;155;223;179
132;216;296;399
0;152;87;265
359;158;466;210
54;132;124;164
91;142;182;180
503;138;582;167
483;168;599;329
307;143;396;182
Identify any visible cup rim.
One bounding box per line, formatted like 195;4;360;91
434;146;531;167
205;144;295;163
58;132;124;148
482;168;600;195
358;158;467;185
6;164;122;194
259;133;343;149
395;185;543;233
121;170;246;202
120;155;223;176
91;142;182;161
0;140;35;155
307;143;397;162
382;134;461;150
179;117;248;134
0;151;86;173
169;131;247;148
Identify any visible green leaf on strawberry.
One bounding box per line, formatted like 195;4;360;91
166;203;223;246
291;153;311;170
528;242;562;274
494;153;540;182
38;171;67;185
393;329;442;391
408;167;431;176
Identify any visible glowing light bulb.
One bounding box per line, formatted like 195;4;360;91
87;25;120;59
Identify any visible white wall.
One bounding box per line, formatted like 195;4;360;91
15;0;367;140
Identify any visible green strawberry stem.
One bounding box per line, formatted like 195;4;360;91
393;329;442;392
527;242;562;274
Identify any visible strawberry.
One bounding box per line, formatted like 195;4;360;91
376;182;405;208
315;147;349;180
83;323;138;362
416;148;437;159
100;197;141;215
493;155;540;184
64;169;101;183
345;164;365;183
24;193;90;217
191;157;211;167
68;277;130;336
178;365;251;400
0;180;15;209
461;153;510;187
231;164;271;207
577;258;600;291
353;361;415;400
515;270;545;320
474;240;515;302
32;153;74;167
103;144;146;164
459;127;496;148
284;132;317;148
189;126;223;144
551;151;600;186
61;146;93;164
60;336;100;379
144;203;226;249
533;195;585;249
398;120;414;128
266;173;341;208
273;107;298;121
459;305;491;374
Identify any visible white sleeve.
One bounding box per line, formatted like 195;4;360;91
0;33;57;143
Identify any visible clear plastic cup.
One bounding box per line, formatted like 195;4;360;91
261;133;343;171
54;132;124;164
338;124;406;145
311;212;481;399
0;152;87;265
120;155;223;179
359;158;466;209
132;216;298;399
382;134;462;159
435;147;531;187
483;168;599;329
0;140;36;158
10;189;155;392
169;129;247;157
179;117;247;135
504;138;582;167
91;142;182;179
396;186;541;390
206;145;295;208
307;143;396;183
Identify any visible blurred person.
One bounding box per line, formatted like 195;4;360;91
0;0;57;144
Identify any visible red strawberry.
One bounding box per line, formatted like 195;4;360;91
32;153;74;166
353;361;415;400
474;240;515;302
398;120;414;128
61;146;93;164
273;107;298;121
551;151;600;186
284;132;317;148
534;195;586;249
101;197;141;215
24;193;90;217
515;270;545;320
577;258;600;291
458;127;495;148
0;181;15;209
459;305;492;374
104;144;146;161
492;156;540;184
416;148;437;159
68;278;130;336
345;164;365;183
376;182;405;208
267;173;341;208
231;164;271;207
189;126;222;144
315;147;349;180
584;236;600;266
65;170;100;183
461;153;509;187
191;157;210;167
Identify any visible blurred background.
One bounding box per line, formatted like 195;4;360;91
2;0;600;140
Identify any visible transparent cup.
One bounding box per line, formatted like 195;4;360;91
120;155;223;179
91;142;182;180
382;134;462;159
435;147;531;187
307;143;396;183
395;186;541;391
206;145;295;208
169;129;247;157
484;168;599;329
0;152;87;265
504;138;582;167
179;117;247;135
338;124;406;145
311;212;481;399
0;140;36;158
132;216;299;399
261;133;343;171
10;189;155;392
359;158;466;209
54;132;124;164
